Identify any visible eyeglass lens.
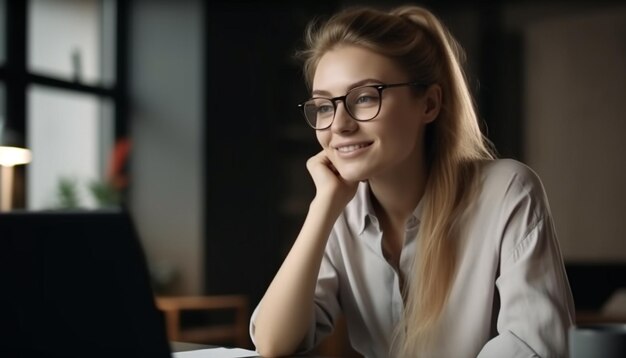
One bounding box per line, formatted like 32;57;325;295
303;86;381;129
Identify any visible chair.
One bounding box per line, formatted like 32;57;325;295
156;295;250;348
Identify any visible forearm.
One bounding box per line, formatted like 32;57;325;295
253;198;342;357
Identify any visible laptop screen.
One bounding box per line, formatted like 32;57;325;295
0;210;172;358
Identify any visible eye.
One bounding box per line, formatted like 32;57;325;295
355;95;375;104
349;87;380;107
317;104;334;114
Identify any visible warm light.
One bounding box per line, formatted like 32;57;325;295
0;146;32;167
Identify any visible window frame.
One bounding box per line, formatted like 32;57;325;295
0;0;128;208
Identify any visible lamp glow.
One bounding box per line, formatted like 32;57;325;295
0;146;32;167
0;146;32;211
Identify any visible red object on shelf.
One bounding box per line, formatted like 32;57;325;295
109;138;131;190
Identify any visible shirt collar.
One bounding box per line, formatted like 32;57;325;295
348;181;424;235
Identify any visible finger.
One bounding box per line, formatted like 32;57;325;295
327;161;340;176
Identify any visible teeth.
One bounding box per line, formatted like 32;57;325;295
337;143;369;153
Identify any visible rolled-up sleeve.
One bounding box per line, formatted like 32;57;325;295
249;244;342;353
479;191;575;357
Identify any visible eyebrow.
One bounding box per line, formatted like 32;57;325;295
311;78;383;97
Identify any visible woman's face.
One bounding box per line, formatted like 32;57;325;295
312;45;437;182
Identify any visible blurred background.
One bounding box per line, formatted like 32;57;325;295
1;0;625;353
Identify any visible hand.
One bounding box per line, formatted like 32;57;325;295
306;151;359;213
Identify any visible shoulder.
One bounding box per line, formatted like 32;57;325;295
477;159;548;206
471;159;553;241
480;159;543;190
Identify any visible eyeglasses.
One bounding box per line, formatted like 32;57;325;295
297;81;426;130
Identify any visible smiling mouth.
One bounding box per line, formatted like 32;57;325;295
335;142;373;153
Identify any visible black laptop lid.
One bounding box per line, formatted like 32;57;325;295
0;210;171;358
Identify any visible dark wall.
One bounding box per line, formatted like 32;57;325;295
203;2;337;306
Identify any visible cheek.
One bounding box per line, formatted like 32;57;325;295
383;113;423;153
316;131;330;149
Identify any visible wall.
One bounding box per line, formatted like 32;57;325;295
201;1;329;306
435;2;626;262
524;6;626;261
129;0;204;294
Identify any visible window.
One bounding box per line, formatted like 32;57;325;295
28;0;116;86
27;86;114;209
1;0;127;210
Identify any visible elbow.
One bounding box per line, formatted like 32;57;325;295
256;347;287;358
254;334;298;358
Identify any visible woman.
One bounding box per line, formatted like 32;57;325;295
251;5;574;357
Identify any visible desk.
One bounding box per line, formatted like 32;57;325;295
172;341;215;352
171;341;334;357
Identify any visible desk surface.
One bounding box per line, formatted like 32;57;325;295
171;341;215;352
170;341;333;357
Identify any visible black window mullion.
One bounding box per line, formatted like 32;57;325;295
114;0;128;139
5;0;26;138
28;73;115;97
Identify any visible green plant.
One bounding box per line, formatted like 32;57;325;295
57;177;81;209
88;180;120;207
55;177;121;209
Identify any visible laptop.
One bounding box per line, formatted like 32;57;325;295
0;210;172;358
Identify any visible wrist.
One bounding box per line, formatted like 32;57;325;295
310;195;345;220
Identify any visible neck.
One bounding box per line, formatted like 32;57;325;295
369;156;428;228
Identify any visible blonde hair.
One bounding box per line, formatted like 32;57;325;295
298;5;495;355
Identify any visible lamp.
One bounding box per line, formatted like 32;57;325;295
0;124;32;211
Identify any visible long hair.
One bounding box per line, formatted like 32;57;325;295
297;5;495;355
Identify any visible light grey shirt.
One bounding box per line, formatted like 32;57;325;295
250;159;575;357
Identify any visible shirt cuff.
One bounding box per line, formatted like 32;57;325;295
477;330;541;358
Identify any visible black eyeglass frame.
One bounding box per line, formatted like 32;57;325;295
297;81;428;130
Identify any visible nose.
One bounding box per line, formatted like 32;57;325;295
331;101;358;134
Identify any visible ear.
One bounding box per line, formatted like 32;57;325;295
421;84;442;124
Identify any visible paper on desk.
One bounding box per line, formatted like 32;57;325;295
173;347;258;358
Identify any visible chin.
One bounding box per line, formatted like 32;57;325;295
336;165;373;183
